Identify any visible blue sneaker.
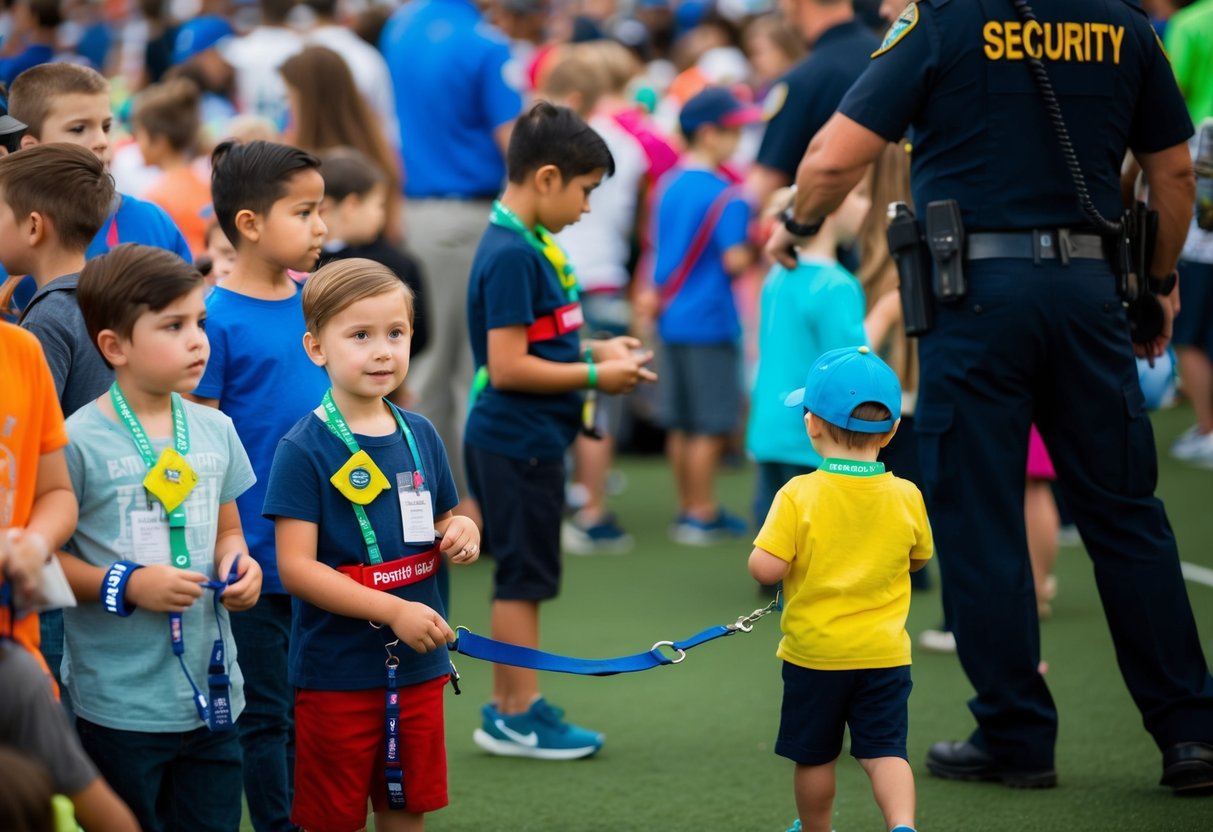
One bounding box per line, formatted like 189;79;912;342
670;508;748;546
890;827;916;832
473;698;604;760
785;821;801;832
562;513;634;555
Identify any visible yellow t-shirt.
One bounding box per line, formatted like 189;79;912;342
754;463;933;670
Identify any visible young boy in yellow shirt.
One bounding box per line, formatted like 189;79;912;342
749;345;932;832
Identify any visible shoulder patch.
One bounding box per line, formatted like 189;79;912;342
872;3;919;59
1153;31;1171;64
763;82;788;121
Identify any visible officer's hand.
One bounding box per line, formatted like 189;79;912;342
765;225;801;270
1134;289;1179;363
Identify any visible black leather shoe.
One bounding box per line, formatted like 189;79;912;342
926;740;1057;789
1161;742;1213;796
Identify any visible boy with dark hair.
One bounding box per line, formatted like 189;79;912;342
58;243;261;832
1;143;115;417
749;346;931;832
192;138;329;832
315;146;428;359
651;86;759;545
465;101;655;759
0;0;60;87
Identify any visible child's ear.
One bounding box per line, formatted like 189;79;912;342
233;208;260;244
19;134;40;151
302;331;326;368
533;164;562;195
880;419;901;448
25;210;47;247
805;412;823;438
95;329;129;368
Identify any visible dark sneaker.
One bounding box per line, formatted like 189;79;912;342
562;513;634;555
669;508;747;546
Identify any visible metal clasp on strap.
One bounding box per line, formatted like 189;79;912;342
727;595;781;633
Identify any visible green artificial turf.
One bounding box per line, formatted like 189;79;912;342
246;405;1213;831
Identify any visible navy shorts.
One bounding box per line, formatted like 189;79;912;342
465;443;564;601
657;342;741;435
776;662;912;766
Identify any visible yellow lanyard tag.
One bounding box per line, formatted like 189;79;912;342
331;450;391;505
142;447;198;513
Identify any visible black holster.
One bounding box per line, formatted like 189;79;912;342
1113;200;1165;344
887;202;933;336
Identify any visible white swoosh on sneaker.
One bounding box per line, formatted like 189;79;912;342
494;720;539;747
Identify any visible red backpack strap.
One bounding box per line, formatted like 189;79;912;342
658;186;738;312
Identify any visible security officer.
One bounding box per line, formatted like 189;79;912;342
767;0;1213;795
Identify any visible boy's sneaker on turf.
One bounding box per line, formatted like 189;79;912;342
473;699;604;760
562;512;634;555
1171;426;1213;464
669;509;747;546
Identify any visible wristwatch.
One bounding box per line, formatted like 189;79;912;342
1148;270;1178;296
780;206;825;238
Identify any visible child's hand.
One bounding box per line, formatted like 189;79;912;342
593;335;645;362
596;356;658;395
125;565;207;613
218;553;262;612
0;529;49;606
438;516;480;565
388;600;455;654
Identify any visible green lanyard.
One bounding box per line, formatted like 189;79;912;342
110;383;192;568
489;200;580;303
321;390;425;566
820;458;886;477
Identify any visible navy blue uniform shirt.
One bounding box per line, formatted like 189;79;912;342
465;224;582;462
756;20;880;181
262;409;458;690
839;0;1194;230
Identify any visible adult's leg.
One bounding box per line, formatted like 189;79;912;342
230;594;295;832
404;199;485;497
916;266;1056;770
1036;265;1213;752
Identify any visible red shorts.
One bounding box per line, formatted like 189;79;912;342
292;676;449;831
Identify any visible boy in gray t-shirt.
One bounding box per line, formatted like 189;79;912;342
58;244;262;831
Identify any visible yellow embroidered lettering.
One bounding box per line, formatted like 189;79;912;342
1022;20;1042;58
1109;25;1124;64
1044;21;1064;60
1064;22;1083;61
1084;23;1092;61
1004;21;1024;60
983;20;1005;60
1090;23;1107;61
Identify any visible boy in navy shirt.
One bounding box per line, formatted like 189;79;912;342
651;87;758;545
465;102;656;759
265;259;479;831
192;139;329;832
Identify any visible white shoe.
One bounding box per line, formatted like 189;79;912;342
1171;426;1213;461
918;629;957;653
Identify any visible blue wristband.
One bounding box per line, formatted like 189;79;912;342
102;561;143;617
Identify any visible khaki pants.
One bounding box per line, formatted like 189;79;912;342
403;198;492;494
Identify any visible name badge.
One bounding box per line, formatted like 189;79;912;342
130;510;172;566
397;472;434;544
556;302;584;334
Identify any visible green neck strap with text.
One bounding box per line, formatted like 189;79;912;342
820;458;886;477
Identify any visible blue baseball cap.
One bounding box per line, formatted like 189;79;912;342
784;346;902;433
678;86;762;136
172;17;234;66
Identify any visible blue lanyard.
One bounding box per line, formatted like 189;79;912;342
170;557;241;731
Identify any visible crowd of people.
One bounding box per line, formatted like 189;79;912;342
0;0;1211;831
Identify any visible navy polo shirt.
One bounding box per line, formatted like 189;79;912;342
465;224;582;461
262;409;458;690
380;0;522;199
839;0;1193;230
755;20;880;182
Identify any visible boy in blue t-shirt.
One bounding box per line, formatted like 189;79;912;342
60;244;263;831
191;139;329;831
465;102;656;759
650;87;758;545
264;259;480;831
4;62;193;314
747;181;873;529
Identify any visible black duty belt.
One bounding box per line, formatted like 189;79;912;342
967;230;1107;263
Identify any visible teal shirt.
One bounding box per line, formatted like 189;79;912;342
747;256;868;467
62;400;255;732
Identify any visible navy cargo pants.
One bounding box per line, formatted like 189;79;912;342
915;258;1213;771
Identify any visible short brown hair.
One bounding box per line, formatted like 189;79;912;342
8;63;108;139
0;142;114;252
540;48;608;117
131;78;201;154
819;402;895;450
303;258;412;336
77;244;203;366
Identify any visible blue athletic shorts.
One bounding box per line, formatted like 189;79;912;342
776;662;912;765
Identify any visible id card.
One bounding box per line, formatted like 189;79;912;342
130;510;172;566
397;472;434;544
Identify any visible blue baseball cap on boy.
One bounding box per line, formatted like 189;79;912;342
172;16;234;66
784;346;902;433
678;86;763;136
